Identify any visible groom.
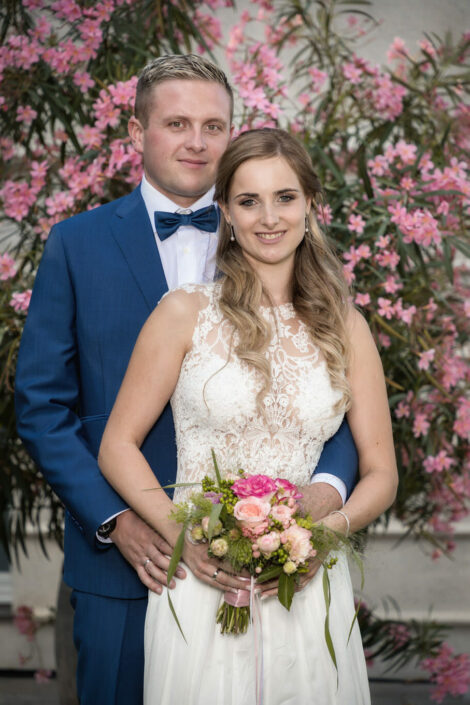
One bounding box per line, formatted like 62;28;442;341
15;55;357;705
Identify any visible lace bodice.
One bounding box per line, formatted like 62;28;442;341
170;283;344;500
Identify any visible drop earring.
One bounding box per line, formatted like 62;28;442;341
305;215;309;235
230;225;236;242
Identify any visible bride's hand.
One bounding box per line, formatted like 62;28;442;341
181;539;257;593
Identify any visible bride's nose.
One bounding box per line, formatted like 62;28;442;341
259;204;279;229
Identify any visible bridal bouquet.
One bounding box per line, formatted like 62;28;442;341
167;452;358;653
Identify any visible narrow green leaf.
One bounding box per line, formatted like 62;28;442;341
322;568;338;673
211;448;222;486
167;592;187;643
167;526;185;588
278;572;295;611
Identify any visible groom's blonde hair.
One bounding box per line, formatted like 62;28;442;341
135;54;234;127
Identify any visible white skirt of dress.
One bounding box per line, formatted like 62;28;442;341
144;554;370;705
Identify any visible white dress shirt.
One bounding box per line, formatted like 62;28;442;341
141;174;218;289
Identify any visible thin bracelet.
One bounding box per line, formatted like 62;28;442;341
328;509;350;537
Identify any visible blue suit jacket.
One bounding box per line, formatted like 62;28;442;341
15;187;358;600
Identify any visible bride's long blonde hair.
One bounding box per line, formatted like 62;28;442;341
214;128;351;411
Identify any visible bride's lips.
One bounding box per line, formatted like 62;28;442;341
255;231;286;243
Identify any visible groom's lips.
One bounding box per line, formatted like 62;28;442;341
179;158;208;168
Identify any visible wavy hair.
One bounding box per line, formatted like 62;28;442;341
214;128;351;412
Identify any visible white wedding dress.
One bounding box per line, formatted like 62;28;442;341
144;283;370;705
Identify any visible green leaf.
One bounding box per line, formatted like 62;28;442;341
167;526;185;588
322;568;338;673
256;564;283;583
166;527;187;641
211;448;222;486
167;592;187;644
278;572;295;611
207;502;223;542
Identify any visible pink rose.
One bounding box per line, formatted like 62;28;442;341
234;497;271;530
281;524;313;564
257;531;281;557
270;504;295;525
232;474;277;499
275;478;303;500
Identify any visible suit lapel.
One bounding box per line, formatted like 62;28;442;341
111;188;168;311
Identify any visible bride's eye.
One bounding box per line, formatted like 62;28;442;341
239;198;256;207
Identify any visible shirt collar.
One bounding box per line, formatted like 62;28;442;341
141;175;216;231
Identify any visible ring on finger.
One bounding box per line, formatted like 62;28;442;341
144;557;152;573
212;569;219;580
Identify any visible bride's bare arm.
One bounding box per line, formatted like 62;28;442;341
322;307;398;535
98;291;249;593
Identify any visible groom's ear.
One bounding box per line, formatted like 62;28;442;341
128;116;144;154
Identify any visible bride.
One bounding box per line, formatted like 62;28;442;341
98;128;398;704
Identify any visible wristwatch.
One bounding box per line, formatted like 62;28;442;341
97;517;117;539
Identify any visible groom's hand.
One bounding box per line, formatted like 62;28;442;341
111;510;186;594
299;483;343;522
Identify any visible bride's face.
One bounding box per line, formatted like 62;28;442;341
221;156;310;273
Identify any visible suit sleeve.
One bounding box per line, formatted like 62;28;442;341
312;418;358;499
15;225;128;545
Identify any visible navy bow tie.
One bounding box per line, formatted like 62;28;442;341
154;205;219;241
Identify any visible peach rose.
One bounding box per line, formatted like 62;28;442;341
281;524;313;564
234;497;271;530
270;504;295;525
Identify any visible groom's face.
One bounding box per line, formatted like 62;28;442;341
129;79;233;208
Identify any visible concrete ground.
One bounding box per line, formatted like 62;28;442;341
1;676;470;705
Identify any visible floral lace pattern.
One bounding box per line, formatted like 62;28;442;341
170;283;344;500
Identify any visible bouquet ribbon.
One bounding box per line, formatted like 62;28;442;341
224;577;264;705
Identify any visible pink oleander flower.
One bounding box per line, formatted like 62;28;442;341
232;474;277;498
418;349;435;371
348;213;365;234
378;297;394;320
73;71;94;93
10;290;32;313
257;531;281;557
423;451;455;474
308;66;327;92
355;293;371;307
421;643;470;702
317;203;332;225
234;497;271;533
281;523;313;564
16;105;37;124
0;253;17;280
412;412;430;438
342;62;362;84
14;606;36;641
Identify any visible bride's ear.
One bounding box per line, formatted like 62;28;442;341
218;202;231;226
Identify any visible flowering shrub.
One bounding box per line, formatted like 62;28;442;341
225;0;470;545
13;604;54;681
1;0;469;695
